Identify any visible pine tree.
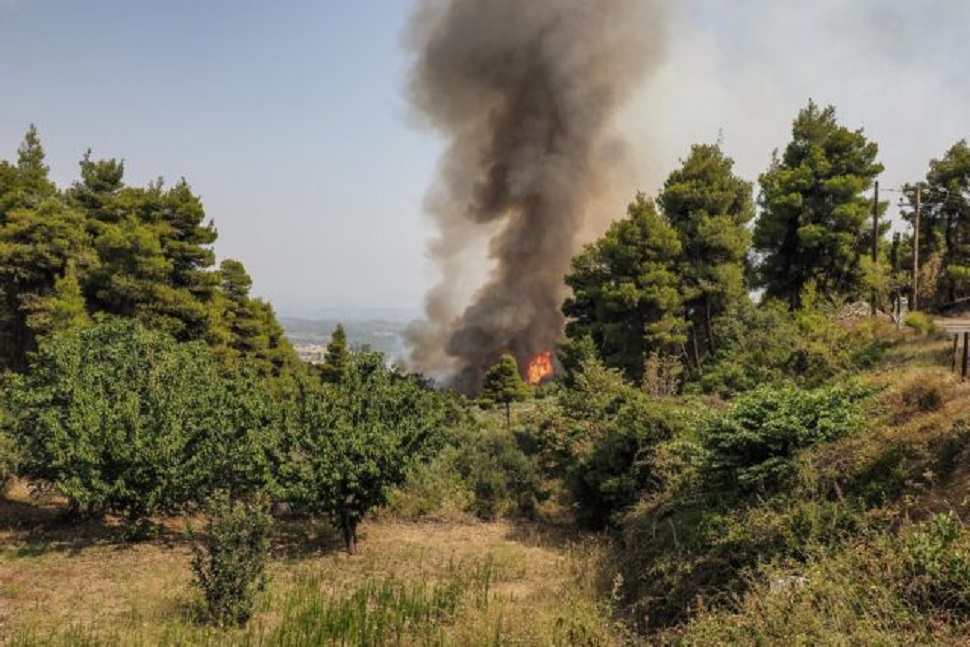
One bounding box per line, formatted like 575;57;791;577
480;353;530;429
900;140;970;308
23;259;90;337
658;143;754;369
319;324;349;384
15;125;56;206
563;194;687;384
753;101;883;308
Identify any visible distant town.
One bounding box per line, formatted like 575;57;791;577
281;316;408;364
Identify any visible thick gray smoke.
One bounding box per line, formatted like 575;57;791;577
406;0;667;392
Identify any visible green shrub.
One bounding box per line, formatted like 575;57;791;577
383;452;472;520
904;311;935;335
566;397;683;530
190;493;272;627
705;384;866;495
696;299;892;397
903;512;970;617
0;427;17;490
450;426;544;520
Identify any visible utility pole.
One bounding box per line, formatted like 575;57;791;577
871;180;879;316
913;184;921;312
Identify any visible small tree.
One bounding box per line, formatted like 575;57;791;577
191;492;271;627
282;352;449;553
480;354;530;430
319;323;349;383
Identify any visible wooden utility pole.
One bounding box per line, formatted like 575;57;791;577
871;181;879;315
962;332;970;380
913;185;921;311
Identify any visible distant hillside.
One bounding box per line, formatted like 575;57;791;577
280;316;408;362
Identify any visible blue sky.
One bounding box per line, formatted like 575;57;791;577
3;1;970;318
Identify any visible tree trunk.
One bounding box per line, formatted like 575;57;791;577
689;327;701;376
341;514;357;555
704;295;715;355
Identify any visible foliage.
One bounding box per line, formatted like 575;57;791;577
903;310;935;335
704;384;867;494
753;101;885;308
566;394;684;530
281;352;453;552
479;353;529;429
6;319;280;528
657;143;754;371
695;297;891;396
900;140;970;310
521;354;691;529
564;193;687;384
317;323;349;383
0;127;298;378
449;425;544;521
190;492;272;627
383;450;473;521
903;512;970;617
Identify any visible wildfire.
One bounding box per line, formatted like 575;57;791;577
526;351;555;385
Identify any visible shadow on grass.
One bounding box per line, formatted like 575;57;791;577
1;486;349;561
503;515;590;551
270;517;345;559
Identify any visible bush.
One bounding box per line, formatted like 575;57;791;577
383;453;472;521
6;319;282;530
191;493;272;627
0;425;17;491
904;311;935;336
280;354;454;552
705;384;867;495
901;381;945;415
903;512;970;617
566;397;683;530
450;426;544;521
696;300;891;396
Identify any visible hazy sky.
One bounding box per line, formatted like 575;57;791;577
2;1;969;318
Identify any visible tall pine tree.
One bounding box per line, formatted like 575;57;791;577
563;194;687;384
657;143;753;369
753;101;883;308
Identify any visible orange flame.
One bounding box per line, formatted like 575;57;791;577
526;352;554;385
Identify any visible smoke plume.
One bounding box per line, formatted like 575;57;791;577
406;0;667;392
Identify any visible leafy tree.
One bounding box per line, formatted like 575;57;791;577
563;193;687;383
67;150;125;218
480;354;529;429
7;319;279;532
22;259;90;337
449;425;543;520
753;101;884;308
282;352;449;553
525;353;684;530
215;258;299;381
13;124;56;208
658;143;754;369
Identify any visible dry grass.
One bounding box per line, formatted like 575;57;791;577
0;484;616;646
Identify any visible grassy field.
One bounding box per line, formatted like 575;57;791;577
0;481;617;646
